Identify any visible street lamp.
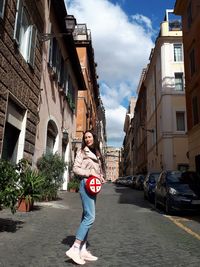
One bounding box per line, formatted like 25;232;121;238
39;14;77;42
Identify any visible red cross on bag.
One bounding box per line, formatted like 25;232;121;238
85;176;102;195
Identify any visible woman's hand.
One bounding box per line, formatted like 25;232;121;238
100;177;106;184
99;175;106;184
89;171;106;184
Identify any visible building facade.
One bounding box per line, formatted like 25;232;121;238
105;146;121;182
0;0;106;190
132;69;147;174
33;0;86;190
0;0;43;163
123;97;136;175
174;0;200;173
73;24;106;153
145;10;188;172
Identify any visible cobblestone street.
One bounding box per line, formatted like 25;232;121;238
1;183;200;266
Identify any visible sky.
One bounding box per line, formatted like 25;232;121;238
65;0;176;147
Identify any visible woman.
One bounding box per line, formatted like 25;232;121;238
66;130;105;265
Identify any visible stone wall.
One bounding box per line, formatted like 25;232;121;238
0;0;43;161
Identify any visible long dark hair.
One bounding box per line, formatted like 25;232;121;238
81;130;100;152
81;130;105;173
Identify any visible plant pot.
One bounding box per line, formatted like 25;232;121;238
69;188;77;193
17;198;33;212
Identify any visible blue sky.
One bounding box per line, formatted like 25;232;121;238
65;0;177;147
112;0;176;26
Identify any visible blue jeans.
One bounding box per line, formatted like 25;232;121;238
76;179;96;241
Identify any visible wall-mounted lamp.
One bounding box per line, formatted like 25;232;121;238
39;15;77;42
142;127;154;133
62;129;69;144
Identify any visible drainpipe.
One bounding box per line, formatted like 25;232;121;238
154;66;158;156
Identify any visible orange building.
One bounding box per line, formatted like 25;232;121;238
73;24;101;145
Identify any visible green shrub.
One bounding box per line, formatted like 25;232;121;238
0;160;20;213
36;153;67;200
68;178;80;192
18;167;45;203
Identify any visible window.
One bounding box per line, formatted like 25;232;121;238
48;37;69;91
174;72;184;91
67;77;76;111
192;96;199;126
0;0;6;18
189;48;196;76
173;44;183;62
13;0;37;67
187;2;192;29
176;112;185;131
2;99;26;163
46;120;58;154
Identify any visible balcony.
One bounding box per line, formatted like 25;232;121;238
73;24;91;42
169;20;182;31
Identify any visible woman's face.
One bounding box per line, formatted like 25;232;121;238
84;132;94;148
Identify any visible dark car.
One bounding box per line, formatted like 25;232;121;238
135;175;145;190
143;172;160;202
155;170;200;214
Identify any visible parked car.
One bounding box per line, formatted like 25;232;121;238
155;170;200;214
124;175;135;187
130;175;138;189
143;172;160;202
114;176;133;186
135;175;145;190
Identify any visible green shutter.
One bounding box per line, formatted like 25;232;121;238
27;24;37;68
13;0;23;45
0;0;6;18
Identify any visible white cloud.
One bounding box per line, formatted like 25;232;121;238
105;106;127;147
131;14;153;32
65;0;154;147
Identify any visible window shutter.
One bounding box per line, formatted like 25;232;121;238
59;57;64;87
13;0;23;45
0;0;6;19
52;38;57;71
64;65;69;93
27;24;37;68
56;49;61;82
48;38;53;67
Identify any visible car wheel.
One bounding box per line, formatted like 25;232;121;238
165;198;173;215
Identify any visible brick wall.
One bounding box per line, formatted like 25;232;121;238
0;0;43;160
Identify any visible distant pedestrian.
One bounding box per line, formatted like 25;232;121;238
66;130;105;265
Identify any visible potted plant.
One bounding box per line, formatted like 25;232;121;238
18;167;45;212
36;153;67;200
68;178;80;192
0;160;20;214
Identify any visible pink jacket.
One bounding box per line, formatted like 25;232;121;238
73;147;103;178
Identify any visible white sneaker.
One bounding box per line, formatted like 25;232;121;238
81;250;98;261
66;247;85;265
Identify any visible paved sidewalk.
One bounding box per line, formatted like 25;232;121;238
0;188;85;267
1;183;200;267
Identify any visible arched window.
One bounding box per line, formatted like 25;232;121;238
46;120;58;154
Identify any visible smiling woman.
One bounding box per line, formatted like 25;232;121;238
65;130;105;265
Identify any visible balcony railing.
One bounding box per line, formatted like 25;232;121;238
73;24;91;41
169;20;182;31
